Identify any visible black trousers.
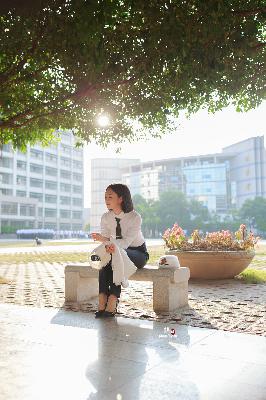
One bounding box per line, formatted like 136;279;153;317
98;243;149;298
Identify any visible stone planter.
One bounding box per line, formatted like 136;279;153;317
165;250;255;279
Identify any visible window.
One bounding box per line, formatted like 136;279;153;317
30;178;42;188
38;207;43;217
17;175;27;186
45;180;57;190
60;170;71;180
0;157;12;168
1;188;13;196
0;173;12;184
45;153;57;164
73;160;82;170
60;183;71;192
44;222;57;229
30;192;43;201
61;144;71;155
2;144;11;152
73;185;82;194
16;190;27;197
73;173;82;182
1;203;18;215
60;223;71;230
60;209;71;218
20;204;35;217
72;211;82;219
30;163;43;174
30;149;43;159
45;167;57;177
60;196;71;205
73;148;82;158
72;224;83;230
61;157;71;168
17;160;26;170
72;197;82;206
45;194;57;204
45;208;57;218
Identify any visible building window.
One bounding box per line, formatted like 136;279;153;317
20;204;35;217
72;224;83;230
45;153;57;164
17;160;26;170
73;173;82;182
60;196;71;205
73;160;82;170
61;157;71;168
73;185;82;194
61;144;71;155
72;211;82;219
60;170;71;180
1;203;18;215
30;192;43;201
38;207;43;217
2;144;11;152
72;198;82;206
0;188;13;196
0;173;12;184
246;183;251;191
16;190;27;197
30;149;43;159
45;194;57;204
45;180;57;190
0;157;12;168
44;223;57;229
60;223;71;230
30;163;43;174
17;175;27;186
60;209;71;218
45;166;57;177
45;208;57;218
60;183;71;192
30;178;43;188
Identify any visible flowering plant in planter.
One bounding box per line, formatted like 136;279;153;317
163;224;259;252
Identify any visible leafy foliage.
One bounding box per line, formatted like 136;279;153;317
0;0;265;148
239;197;266;231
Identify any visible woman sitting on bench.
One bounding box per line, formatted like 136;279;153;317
91;183;149;318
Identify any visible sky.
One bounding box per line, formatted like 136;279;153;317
83;102;266;207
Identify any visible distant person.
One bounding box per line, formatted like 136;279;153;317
35;237;42;245
91;183;149;318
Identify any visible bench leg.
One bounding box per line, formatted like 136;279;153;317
65;272;99;303
153;277;188;312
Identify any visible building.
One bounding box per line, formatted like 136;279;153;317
0;131;84;233
222;136;266;207
90;158;139;232
90;136;266;219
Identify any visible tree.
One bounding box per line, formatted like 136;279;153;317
1;0;265;149
239;197;266;232
157;190;191;232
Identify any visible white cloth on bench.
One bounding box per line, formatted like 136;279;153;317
90;238;137;288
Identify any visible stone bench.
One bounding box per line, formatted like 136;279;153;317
65;264;190;313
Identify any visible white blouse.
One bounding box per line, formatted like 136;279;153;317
100;210;145;249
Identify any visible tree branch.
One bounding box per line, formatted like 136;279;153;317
233;7;266;17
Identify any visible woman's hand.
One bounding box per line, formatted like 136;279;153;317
91;233;108;243
105;244;115;254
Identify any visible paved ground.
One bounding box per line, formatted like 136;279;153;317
0;261;265;336
1;302;266;400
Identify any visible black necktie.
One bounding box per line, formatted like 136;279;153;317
115;217;122;239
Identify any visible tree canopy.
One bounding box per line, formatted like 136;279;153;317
0;0;265;149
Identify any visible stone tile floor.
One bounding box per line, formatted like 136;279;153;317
1;303;266;400
0;262;265;336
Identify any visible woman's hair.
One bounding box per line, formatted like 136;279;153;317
106;183;134;213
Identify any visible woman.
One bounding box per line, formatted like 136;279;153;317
91;183;149;318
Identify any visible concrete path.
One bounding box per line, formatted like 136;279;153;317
0;303;266;400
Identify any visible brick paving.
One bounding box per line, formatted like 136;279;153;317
0;261;265;336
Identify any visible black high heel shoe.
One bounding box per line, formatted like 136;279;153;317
95;299;108;318
103;298;119;318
